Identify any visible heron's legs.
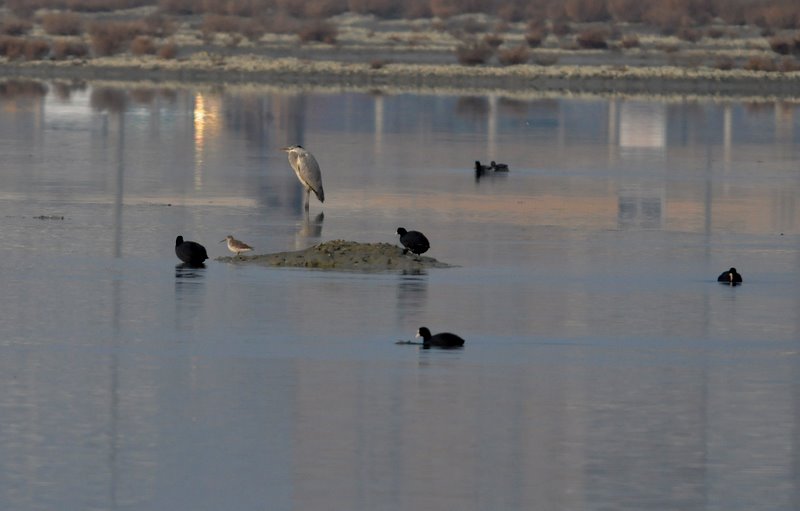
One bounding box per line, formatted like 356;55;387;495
304;189;310;211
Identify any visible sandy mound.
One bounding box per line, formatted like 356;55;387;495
216;239;452;271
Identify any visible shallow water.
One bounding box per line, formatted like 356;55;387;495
0;81;799;510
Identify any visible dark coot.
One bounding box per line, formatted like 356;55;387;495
175;236;209;266
717;267;742;285
416;327;465;348
490;161;509;171
396;227;430;256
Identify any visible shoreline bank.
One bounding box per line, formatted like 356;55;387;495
2;56;800;99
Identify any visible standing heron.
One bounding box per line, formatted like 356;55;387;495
282;145;325;211
220;235;253;256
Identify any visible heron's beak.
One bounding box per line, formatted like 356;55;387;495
415;331;421;339
219;239;226;243
280;146;291;152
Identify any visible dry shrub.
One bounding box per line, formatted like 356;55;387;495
768;36;794;55
497;3;524;22
1;17;32;36
297;20;337;44
706;27;726;39
430;0;460;18
261;12;302;35
497;44;529;66
402;0;431;18
760;3;800;29
0;36;28;59
744;55;777;72
157;39;178;59
225;33;242;47
143;14;176;38
448;16;488;35
551;19;571;36
88;20;145;56
713;0;747;25
41;12;83;36
713;56;735;70
302;0;348;18
7;0;150;14
531;51;559;66
655;41;680;53
576;28;609;49
643;2;684;34
68;0;152;11
482;33;503;48
525;28;544;47
201;14;243;35
678;27;701;42
621;34;640;48
0;37;50;60
608;0;645;22
370;58;386;68
24;39;50;60
455;40;493;65
51;39;90;59
130;35;156;55
241;18;266;41
158;0;200;15
778;56;800;71
564;0;610;22
347;0;403;18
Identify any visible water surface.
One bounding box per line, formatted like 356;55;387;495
0;81;799;510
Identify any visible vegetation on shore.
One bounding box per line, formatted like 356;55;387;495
0;0;799;85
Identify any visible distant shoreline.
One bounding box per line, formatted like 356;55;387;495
2;56;800;99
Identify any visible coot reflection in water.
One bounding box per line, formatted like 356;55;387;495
175;263;206;278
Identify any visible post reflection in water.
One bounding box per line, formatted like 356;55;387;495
0;79;798;511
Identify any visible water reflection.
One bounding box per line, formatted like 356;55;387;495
396;270;428;325
294;211;324;248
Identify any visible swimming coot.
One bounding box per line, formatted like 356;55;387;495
396;227;430;256
175;236;209;266
416;327;465;348
490;161;509;171
475;160;490;176
717;267;742;285
220;235;253;256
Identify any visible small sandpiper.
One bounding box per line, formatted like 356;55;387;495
221;235;253;256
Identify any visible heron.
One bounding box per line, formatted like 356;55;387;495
396;227;430;256
220;235;253;256
281;145;324;211
175;236;208;266
416;327;465;349
717;267;742;285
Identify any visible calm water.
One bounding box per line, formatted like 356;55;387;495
0;81;799;510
